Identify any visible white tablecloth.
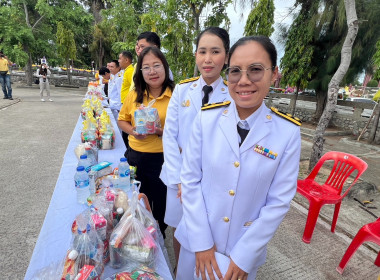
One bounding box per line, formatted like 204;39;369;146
24;108;173;279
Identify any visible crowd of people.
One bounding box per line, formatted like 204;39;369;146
94;28;301;280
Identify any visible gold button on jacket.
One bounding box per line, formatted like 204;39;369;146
234;161;240;167
223;217;230;222
229;190;235;196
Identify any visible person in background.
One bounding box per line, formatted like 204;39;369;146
160;26;231;271
118;51;134;148
130;32;173;92
175;36;301;280
95;68;109;98
36;63;52;102
0;51;13;100
107;60;123;123
118;47;174;237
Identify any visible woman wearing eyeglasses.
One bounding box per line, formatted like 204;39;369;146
160;27;231;269
118;46;174;236
175;36;301;280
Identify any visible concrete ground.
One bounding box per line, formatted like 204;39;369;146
0;84;379;279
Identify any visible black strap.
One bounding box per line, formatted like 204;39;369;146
237;125;249;146
202;85;213;106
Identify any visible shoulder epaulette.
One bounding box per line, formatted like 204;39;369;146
223;80;228;86
271;107;301;126
201;101;231;111
179;76;200;85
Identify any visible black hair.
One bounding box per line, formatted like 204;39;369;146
99;66;110;75
39;64;47;75
228;36;277;68
120;51;133;62
110;59;120;68
137;32;161;49
134;47;174;104
195;27;230;54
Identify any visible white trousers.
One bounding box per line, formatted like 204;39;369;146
176;247;258;280
39;81;50;98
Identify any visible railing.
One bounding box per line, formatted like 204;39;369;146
266;93;376;119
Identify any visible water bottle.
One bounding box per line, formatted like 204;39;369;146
75;166;90;204
134;108;147;134
118;158;130;192
84;146;97;166
78;154;91;173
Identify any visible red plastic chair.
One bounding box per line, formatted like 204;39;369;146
336;217;380;274
297;151;368;243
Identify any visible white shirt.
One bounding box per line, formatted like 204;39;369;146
234;102;264;143
199;76;223;101
108;71;123;111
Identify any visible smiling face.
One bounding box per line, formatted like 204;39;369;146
195;33;228;85
141;52;165;93
228;41;278;119
108;61;120;75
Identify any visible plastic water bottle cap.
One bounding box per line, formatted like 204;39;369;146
77;166;85;171
120;158;127;162
80;154;88;159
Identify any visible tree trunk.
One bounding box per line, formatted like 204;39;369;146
98;37;104;68
290;83;300;116
314;90;326;122
66;58;72;84
23;45;33;86
367;103;380;144
91;0;104;24
190;2;203;77
309;0;359;171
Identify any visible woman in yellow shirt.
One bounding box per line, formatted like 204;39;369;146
118;47;174;236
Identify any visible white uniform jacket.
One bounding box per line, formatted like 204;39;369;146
160;76;231;188
175;101;301;273
108;71;123;111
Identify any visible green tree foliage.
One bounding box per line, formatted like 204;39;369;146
282;0;380;120
280;1;318;90
244;0;274;37
100;0;231;81
56;21;77;83
374;40;380;81
0;0;93;85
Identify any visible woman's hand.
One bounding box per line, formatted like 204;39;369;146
155;127;163;136
131;128;147;140
223;259;248;280
195;246;223;280
177;183;182;203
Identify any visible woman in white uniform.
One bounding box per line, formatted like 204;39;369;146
175;36;301;280
160;27;231;267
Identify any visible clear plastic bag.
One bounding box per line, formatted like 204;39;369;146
66;215;104;278
109;192;158;270
134;100;161;135
104;265;164;280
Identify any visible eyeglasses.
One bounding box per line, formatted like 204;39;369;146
141;64;164;74
226;64;274;84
